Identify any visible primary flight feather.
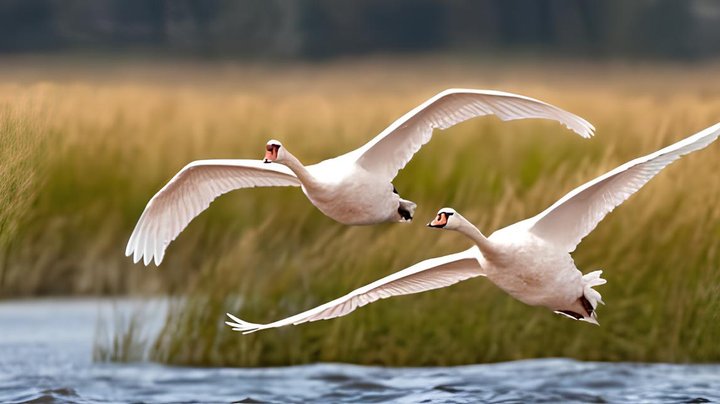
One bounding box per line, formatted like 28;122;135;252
127;88;594;266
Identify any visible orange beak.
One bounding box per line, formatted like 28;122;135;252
428;213;447;228
264;145;278;163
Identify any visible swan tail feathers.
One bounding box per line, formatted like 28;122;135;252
582;270;606;306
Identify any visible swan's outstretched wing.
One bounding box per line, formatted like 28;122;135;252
226;247;484;334
353;89;595;181
126;160;300;266
529;122;720;252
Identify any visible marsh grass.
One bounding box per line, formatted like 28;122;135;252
0;101;48;288
93;308;148;363
0;58;719;365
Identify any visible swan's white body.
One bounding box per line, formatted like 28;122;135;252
481;225;585;310
127;88;595;265
292;157;403;225
226;122;720;333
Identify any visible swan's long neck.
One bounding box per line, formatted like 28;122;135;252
279;151;317;187
454;216;496;259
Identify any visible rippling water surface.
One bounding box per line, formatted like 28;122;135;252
1;299;718;403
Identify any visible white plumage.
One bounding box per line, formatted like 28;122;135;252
226;247;484;334
125;160;300;266
352;89;595;181
528;121;720;252
127;88;594;266
226;122;720;332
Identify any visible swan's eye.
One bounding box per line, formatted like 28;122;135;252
266;144;274;152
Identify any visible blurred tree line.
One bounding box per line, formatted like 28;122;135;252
0;0;718;59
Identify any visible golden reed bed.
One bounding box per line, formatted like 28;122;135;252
0;57;718;365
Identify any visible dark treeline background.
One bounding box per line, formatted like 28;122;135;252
1;0;719;60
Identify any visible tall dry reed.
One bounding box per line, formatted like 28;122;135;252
1;57;718;364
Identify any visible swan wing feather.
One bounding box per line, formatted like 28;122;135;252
353;88;595;180
126;159;300;266
226;247;484;334
529;122;720;252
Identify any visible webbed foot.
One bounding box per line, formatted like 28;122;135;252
398;199;416;222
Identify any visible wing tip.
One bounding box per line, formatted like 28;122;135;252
131;250;156;267
125;233;136;257
225;313;263;334
126;239;165;267
569;117;595;139
444;87;597;140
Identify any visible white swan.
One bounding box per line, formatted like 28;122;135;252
226;122;720;333
126;88;594;266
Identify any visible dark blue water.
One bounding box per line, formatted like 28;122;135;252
1;299;718;403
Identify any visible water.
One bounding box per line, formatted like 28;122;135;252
1;299;718;403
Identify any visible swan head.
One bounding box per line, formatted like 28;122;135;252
427;208;459;230
264;139;284;163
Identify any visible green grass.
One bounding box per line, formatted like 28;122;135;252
0;57;719;365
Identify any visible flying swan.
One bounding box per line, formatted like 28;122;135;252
126;89;594;266
226;121;720;333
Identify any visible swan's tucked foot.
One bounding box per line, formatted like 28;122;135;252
554;270;606;325
398;199;416;222
580;295;594;316
554;308;599;325
580;270;606;325
555;310;583;320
